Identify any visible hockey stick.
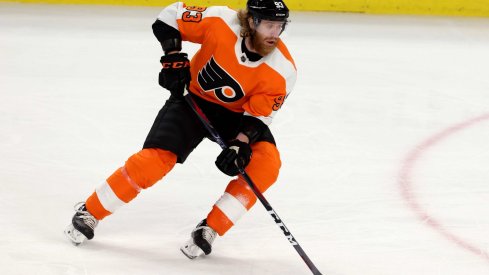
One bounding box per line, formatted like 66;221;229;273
183;91;323;275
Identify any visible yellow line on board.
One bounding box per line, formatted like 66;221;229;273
2;0;489;16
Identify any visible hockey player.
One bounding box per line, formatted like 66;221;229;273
65;0;296;259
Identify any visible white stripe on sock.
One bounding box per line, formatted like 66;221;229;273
95;181;125;213
215;192;247;224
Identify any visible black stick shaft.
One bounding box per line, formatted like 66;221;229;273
184;93;322;275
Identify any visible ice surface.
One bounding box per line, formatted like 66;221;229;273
1;3;489;274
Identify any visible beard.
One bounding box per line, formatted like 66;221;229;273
251;31;278;56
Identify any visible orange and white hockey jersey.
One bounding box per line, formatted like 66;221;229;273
157;2;297;126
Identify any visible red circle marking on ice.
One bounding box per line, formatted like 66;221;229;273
399;113;489;261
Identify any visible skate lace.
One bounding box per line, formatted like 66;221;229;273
74;202;99;230
198;226;217;244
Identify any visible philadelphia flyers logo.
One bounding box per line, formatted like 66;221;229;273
197;57;244;103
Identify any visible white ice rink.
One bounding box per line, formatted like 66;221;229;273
1;3;489;274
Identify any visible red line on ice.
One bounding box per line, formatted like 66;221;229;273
399;113;489;261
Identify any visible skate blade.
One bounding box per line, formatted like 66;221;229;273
64;224;87;246
180;247;197;259
180;241;205;259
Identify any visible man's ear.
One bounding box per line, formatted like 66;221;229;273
248;17;255;31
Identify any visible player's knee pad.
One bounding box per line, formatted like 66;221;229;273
125;148;177;189
245;141;282;193
220;142;281;209
207;144;281;236
225;179;257;209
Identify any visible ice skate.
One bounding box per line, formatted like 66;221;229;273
180;219;217;259
64;202;98;245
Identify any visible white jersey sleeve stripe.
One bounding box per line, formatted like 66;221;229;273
156;2;182;30
157;2;238;33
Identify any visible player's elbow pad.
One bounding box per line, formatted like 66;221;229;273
152;20;182;54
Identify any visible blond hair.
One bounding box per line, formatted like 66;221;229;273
237;9;253;38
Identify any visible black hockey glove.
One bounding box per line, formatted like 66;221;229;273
215;140;252;176
159;53;190;97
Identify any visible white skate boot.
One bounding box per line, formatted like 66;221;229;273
180;219;217;259
64;202;98;245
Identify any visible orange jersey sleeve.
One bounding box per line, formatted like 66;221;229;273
156;2;297;126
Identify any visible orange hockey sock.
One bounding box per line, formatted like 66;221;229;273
207;142;281;236
86;148;177;220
